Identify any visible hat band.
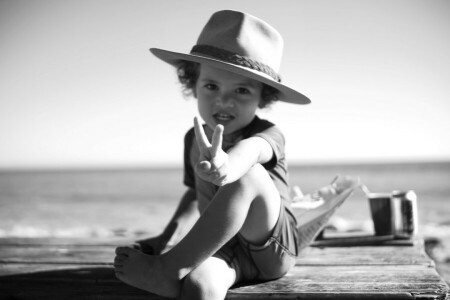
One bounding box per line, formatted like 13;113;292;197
190;45;282;82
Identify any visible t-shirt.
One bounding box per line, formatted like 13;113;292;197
183;116;292;213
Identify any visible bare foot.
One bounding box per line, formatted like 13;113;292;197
114;246;180;298
131;237;161;255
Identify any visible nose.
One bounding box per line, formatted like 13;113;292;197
215;92;234;108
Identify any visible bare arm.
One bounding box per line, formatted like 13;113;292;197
136;188;198;254
223;136;273;182
194;117;273;186
162;188;198;248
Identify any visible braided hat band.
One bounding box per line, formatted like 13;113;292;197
191;45;282;83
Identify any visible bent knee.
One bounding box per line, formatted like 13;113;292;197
237;163;269;184
236;164;277;195
182;271;229;300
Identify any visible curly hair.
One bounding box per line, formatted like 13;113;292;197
177;60;279;108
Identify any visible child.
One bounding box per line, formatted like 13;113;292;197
114;10;312;299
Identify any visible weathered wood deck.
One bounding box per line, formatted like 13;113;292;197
0;236;448;299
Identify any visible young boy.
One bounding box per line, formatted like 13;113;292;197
114;10;311;299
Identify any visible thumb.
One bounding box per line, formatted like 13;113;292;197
196;161;211;172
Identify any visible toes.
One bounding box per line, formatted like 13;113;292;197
114;255;125;267
115;246;135;256
115;269;124;280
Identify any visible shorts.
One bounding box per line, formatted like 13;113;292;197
214;201;299;283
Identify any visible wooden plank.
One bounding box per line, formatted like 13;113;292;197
297;245;434;266
0;264;164;299
0;236;418;247
228;265;449;299
0;264;447;300
312;234;417;247
0;269;161;300
0;237;124;246
0;238;448;300
0;243;433;267
0;244;115;265
0;263;113;276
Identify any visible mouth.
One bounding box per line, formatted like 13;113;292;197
213;113;235;123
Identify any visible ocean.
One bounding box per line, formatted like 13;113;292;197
1;161;449;283
0;161;449;238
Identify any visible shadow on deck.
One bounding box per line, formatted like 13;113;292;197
0;236;449;300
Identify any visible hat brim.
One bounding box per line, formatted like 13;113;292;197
150;48;311;105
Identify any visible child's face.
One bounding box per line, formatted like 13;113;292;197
195;64;263;135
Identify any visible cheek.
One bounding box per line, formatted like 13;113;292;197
197;98;211;118
240;98;261;113
236;104;258;122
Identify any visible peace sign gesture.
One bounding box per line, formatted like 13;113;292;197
194;117;229;186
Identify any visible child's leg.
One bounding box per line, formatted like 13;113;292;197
179;256;236;300
165;163;281;276
115;163;280;298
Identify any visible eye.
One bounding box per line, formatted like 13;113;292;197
204;83;218;91
235;87;250;95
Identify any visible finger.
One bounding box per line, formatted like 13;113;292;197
131;242;142;251
194;117;211;153
136;242;156;255
211;125;224;156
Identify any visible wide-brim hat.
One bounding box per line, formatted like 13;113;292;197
150;10;310;105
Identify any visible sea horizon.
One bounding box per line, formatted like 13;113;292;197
1;158;449;173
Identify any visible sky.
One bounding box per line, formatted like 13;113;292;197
0;0;449;169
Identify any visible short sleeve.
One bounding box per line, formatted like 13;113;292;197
183;128;196;189
254;126;285;170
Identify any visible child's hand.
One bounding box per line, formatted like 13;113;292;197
133;235;167;255
194;117;230;186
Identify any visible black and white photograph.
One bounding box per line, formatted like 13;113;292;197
1;0;449;298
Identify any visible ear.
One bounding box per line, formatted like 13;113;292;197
258;98;266;109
